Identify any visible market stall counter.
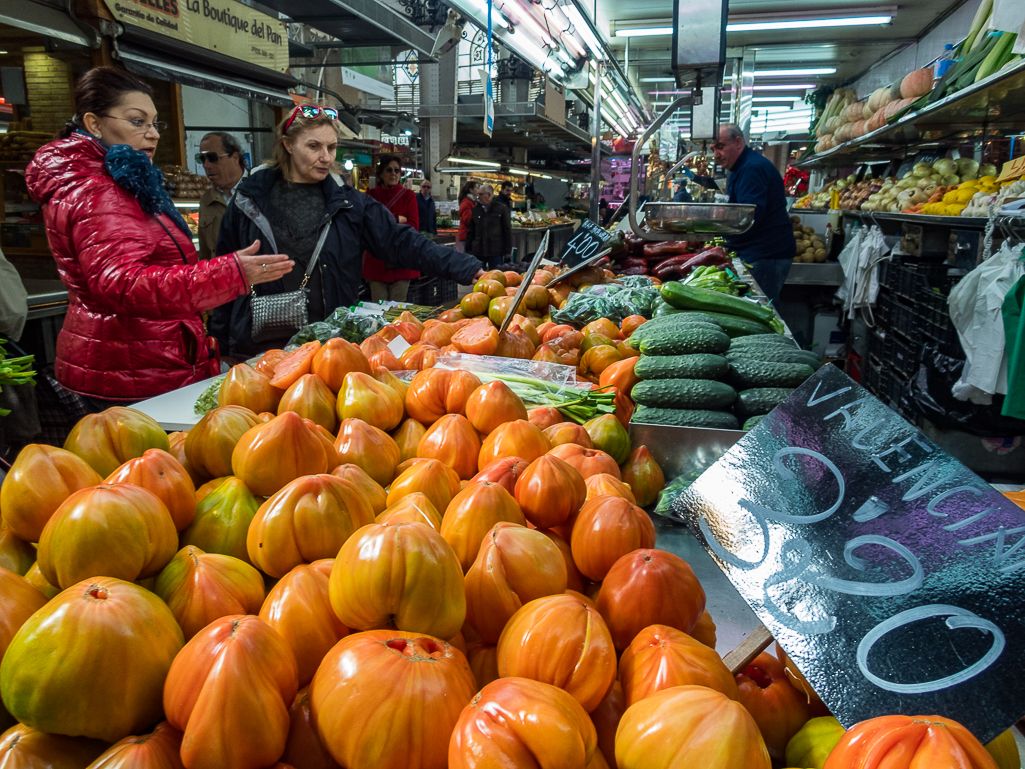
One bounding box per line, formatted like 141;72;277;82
510;222;575;262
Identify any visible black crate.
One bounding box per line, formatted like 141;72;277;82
405;277;438;306
891;334;916;379
891;298;918;342
863;360;882;395
916;287;965;359
437;279;459;305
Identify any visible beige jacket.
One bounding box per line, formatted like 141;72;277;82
197;185;228;261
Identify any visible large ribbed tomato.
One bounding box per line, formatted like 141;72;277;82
823;715;998;769
735;652;812;761
259;560;350;687
86;722;185;769
496;594;616;712
405;369;482;425
464;381;528;435
471;457;529;495
542;422;594;449
527;406;564;430
330;521;465;639
330;464;387;516
38;484;178;589
310;631;476;769
164;615;299;769
417;414;482;481
464;522;567;643
618;625;738;707
596;549;705;650
334;418;401;487
478;420;551;471
386;459;462;514
585;473;636;503
180;477;260;565
63;407;170;477
547;444;621;479
620;446;665;508
311;338;371;394
232;412;329;496
106;448;197;531
0;568;48;667
22;562;58;601
440;482;527;572
376;492;443;530
449;677;597;769
277;374;338;433
154;546;265;640
337;372;404;431
246;474;374;578
616;686;770;769
539;529;586;593
0;526;34;576
590;681;625;769
185;405;262;482
218;363;282;414
570;496;656;582
0;724;108;768
282;687;340;769
0;444;101;542
465;636;500;689
1;578;183;742
392;418;427;463
514;454;586;529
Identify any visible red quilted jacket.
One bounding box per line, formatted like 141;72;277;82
25;133;249;401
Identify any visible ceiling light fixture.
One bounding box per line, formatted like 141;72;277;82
753;96;804;102
561;2;605;61
639;77;676;82
754;67;837;76
754;84;816;91
448;157;502;168
614;26;672;37
728;15;891;31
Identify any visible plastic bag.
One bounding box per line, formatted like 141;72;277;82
609;287;661;319
948;241;1025;402
550;292;622;325
287;307;386;348
194;375;226;416
616;275;657;289
654;471;702;517
434;353;584;387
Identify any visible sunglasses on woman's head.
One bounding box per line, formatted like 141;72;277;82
284;104;339;134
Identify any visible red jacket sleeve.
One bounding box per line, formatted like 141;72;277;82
402;189;419;231
459;199;473;240
70;185;248;319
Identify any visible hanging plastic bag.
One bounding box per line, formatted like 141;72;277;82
948;241;1025;403
1001;274;1025;420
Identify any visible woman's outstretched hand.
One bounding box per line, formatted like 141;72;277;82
236;240;294;285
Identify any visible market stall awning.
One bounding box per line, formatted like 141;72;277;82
0;0;96;48
116;42;296;108
260;0;436;56
418;102;592;152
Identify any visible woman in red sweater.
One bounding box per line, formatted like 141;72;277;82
363;154;419;301
456;180;480;253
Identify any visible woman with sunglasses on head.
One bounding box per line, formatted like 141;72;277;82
212;105;484;362
362;154;419;303
25;66;291;410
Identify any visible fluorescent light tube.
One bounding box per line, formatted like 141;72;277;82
449;157;502;168
614;26;672;37
727;15;891;31
754;67;837;76
562;2;605;60
755;84;816;90
640;77;676;82
509;168;531;175
753;96;804;102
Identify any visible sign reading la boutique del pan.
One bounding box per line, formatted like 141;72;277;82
673;364;1025;744
104;0;289;73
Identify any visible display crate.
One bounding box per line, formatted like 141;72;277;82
863;359;882;394
891;334;917;379
406;277;438;306
437;279;458;304
891;298;918;342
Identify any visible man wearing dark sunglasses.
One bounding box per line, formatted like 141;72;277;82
197;132;247;260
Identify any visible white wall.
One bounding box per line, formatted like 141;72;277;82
850;0;984;98
180;86;253;175
530;178;570;209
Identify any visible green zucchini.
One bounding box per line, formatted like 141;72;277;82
632;378;737;410
727;347;821;369
634;354;730;381
735;388;796;418
727;334;799;350
742;415;767;430
637;325;731;356
727;359;815;390
660;283;782;330
633;406;740;430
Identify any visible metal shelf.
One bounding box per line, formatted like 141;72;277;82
843;210;989;229
795;59;1025;169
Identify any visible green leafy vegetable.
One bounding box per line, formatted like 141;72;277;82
0;340;35;416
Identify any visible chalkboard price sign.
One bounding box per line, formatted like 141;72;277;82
673;365;1025;743
558;219;612;267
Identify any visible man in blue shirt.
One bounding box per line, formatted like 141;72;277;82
416;179;437;235
713;124;795;305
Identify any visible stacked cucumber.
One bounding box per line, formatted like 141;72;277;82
629;283;818;429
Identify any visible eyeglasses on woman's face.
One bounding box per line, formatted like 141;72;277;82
102;115;167;134
384;166;402;174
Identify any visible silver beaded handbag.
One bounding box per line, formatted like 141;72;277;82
250;224;332;343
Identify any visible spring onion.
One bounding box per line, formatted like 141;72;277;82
0;340;35;416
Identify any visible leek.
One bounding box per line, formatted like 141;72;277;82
459;370;617;424
960;0;993;55
0;340;35;416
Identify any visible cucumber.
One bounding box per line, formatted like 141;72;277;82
727;347;821;369
629;313;724;342
633;406;740;430
735;388;796;418
697;311;776;338
660;282;781;329
637;325;731;356
632;378;737;409
742;415;767;430
635;354;730;381
727;359;814;390
727;334;799;349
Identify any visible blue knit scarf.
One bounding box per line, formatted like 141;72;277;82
93;135;191;236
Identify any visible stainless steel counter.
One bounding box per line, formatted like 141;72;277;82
510;223;575;261
785;262;844;287
23;279;69;320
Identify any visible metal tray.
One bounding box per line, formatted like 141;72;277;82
643;202;756;235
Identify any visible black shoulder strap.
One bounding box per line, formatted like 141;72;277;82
155;214;190;266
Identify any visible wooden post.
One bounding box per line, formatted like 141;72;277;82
170;83;187;168
723;624;774;675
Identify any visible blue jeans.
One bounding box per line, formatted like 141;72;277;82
748;258;793;306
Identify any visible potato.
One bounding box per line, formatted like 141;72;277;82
814;248;827;262
790;216;802;224
802;226;815;235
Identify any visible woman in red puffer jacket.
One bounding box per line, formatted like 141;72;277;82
362;154;420;302
25;67;292;406
456;179;480;253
